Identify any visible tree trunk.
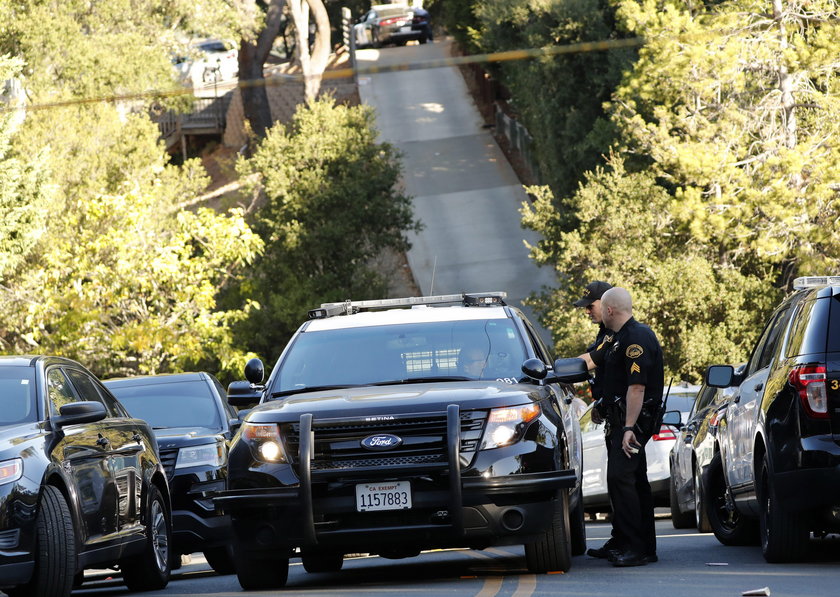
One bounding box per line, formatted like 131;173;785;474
289;0;331;101
237;0;287;140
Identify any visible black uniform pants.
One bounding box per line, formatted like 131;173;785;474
605;429;656;556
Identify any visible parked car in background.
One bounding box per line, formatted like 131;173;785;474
354;4;432;48
105;372;240;575
173;38;238;87
704;276;840;562
0;356;171;597
668;369;742;529
214;292;587;590
579;382;701;515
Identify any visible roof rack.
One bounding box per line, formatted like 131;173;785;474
308;291;508;320
793;276;840;290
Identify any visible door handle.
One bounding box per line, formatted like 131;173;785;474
754;383;764;392
96;436;110;447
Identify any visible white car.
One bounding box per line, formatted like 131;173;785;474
579;383;701;514
173;39;238;87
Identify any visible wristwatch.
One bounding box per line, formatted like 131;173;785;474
622;426;635;433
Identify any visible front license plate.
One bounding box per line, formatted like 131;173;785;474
355;481;411;512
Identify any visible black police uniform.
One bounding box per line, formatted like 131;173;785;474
586;323;613;404
592;317;663;562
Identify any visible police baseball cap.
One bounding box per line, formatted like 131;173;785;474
573;281;613;307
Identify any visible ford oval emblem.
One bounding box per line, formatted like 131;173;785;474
360;434;403;451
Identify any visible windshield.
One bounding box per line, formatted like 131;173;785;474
272;319;528;395
109;380;222;431
0;367;37;427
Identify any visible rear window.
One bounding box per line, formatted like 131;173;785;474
786;297;829;357
379;6;409;17
109;380;221;431
827;295;840;353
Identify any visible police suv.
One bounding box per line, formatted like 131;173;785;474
214;292;587;589
704;276;840;562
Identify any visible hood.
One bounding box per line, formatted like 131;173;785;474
0;422;46;460
247;381;545;423
152;426;224;450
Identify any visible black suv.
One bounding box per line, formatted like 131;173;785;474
705;276;840;561
105;372;241;575
214;292;588;589
0;356;171;597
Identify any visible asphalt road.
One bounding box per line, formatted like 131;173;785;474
355;39;557;344
68;516;840;597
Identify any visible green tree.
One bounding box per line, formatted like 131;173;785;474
230;97;421;360
523;0;840;380
0;55;51;279
0;1;263;378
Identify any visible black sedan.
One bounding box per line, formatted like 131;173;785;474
105;372;240;575
667;365;743;530
354;4;432;48
0;356;171;597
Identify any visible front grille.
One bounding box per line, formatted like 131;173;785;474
158;448;178;480
0;528;19;549
283;410;487;472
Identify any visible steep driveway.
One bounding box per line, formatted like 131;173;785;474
356;40;556;341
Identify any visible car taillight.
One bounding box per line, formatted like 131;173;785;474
412;16;427;24
652;425;676;441
380;17;401;26
789;364;828;418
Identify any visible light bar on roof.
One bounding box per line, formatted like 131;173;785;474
307;292;508;319
793;276;840;290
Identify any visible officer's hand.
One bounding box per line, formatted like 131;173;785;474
591;408;603;424
622;430;641;458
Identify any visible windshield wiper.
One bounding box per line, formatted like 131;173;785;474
370;376;472;386
270;384;361;399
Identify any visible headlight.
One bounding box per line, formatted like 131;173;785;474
0;458;23;486
175;442;225;469
480;404;541;450
241;422;287;463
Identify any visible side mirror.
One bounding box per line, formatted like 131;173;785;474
550;357;590;384
52;401;107;428
244;358;265;384
521;358;547;380
662;410;682;428
706;365;734;388
227;381;262;408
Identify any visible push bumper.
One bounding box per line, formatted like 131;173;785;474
214;406;575;550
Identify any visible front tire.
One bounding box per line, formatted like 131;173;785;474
525;489;572;573
7;486;76;597
759;453;809;562
706;454;757;546
120;485;171;591
235;549;290;590
203;545;236;575
669;472;695;529
694;464;712;532
569;485;587;555
301;550;344;573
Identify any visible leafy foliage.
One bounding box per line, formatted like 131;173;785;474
0;1;261;378
229;97;421;361
521;0;840;381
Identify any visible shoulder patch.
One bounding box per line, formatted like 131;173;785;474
626;344;644;359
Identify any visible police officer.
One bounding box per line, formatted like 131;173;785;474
573;280;613;412
580;287;663;566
